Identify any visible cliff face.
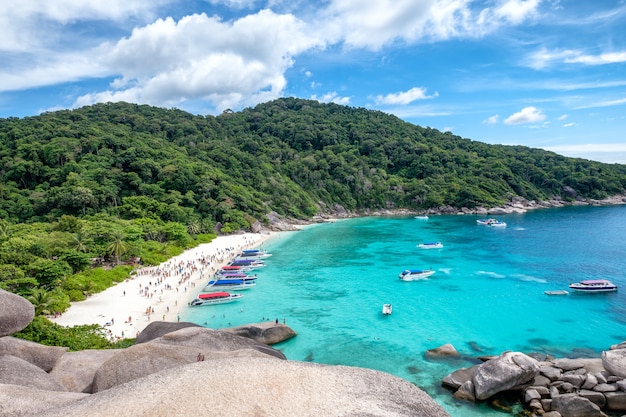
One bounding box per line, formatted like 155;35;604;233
0;289;450;417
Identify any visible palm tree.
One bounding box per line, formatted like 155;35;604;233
106;230;128;265
26;288;55;316
71;230;91;253
0;219;11;239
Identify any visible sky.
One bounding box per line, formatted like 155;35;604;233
1;1;625;164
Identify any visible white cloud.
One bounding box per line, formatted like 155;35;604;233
73;11;325;112
483;114;500;124
525;48;626;69
562;122;575;127
374;87;438;105
504;106;546;125
558;114;568;120
311;92;350;105
494;0;540;24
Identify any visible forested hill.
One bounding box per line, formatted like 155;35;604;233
1;98;625;230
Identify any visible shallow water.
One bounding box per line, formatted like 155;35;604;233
181;205;626;416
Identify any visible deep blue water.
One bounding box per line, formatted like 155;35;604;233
181;205;626;416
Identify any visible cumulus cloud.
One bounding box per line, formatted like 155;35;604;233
483;114;500;124
504;106;546;125
374;87;438;105
74;11;326;112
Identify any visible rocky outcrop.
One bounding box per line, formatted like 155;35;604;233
0;290;449;417
0;336;68;372
223;321;297;345
425;343;460;358
443;345;626;417
29;357;451;417
0;289;34;336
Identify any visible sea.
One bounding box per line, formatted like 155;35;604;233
181;205;626;417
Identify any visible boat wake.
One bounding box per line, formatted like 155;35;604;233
476;270;505;279
516;274;547;284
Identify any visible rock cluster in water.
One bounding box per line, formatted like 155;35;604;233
437;343;626;417
0;289;450;417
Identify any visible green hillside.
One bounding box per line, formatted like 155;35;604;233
2;98;625;229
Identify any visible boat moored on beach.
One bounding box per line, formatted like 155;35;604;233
237;249;272;259
203;278;257;291
417;241;443;249
399;269;436;281
189;291;243;306
569;279;618;293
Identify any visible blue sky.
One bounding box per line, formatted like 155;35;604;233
1;1;625;163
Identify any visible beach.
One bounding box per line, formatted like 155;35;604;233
50;232;274;340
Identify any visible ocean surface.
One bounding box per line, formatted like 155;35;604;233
181;205;626;416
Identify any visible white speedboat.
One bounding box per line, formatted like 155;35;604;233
203;277;257;291
414;215;429;220
382;304;392;315
569;279;617;293
399;269;436;281
477;218;507;227
417;241;443;249
189;291;243;306
237;249;272;259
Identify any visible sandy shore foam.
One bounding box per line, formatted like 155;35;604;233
50;232;273;341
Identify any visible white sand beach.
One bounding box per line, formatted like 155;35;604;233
50;232;274;341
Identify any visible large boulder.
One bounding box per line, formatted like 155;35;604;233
223;321;297;345
0;355;66;392
0;384;87;417
551;393;606;417
425;343;460;359
133;321;201;344
28;357;451;417
442;364;479;389
473;351;540;400
149;326;287;360
0;289;34;336
91;340;272;392
49;349;120;393
602;349;626;378
0;336;68;372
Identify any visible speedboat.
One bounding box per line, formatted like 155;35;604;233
569;279;617;293
189;291;243;306
477;218;507;227
417;241;443;249
382;304;392;315
203;277;257;291
414;215;429;220
399;269;436;281
237;249;272;259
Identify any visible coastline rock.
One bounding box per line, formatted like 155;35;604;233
442;365;479;389
223;321;297;345
148;326;287;360
0;336;68;372
602;349;626;378
0;289;35;336
0;384;88;417
472;351;540;400
551;393;606;417
49;349;120;393
425;343;460;358
30;357;451;417
0;355;66;392
92;341;274;392
133;321;201;344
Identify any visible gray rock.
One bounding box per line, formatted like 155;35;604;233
582;372;599;389
531;374;552;387
453;380;475;401
541;364;563;380
49;349;120;393
425;343;460;358
551;393;606;417
473;351;540;400
0;355;66;392
603;349;626;378
149;326;286;360
91;341;272;392
0;336;68;372
554;358;585;371
525;388;541;402
542;412;562;417
0;289;34;336
617;378;626;391
133;321;201;344
223;321;297;345
561;373;585;387
594;383;618;392
28;358;451;417
579;389;607;408
442;365;478;389
0;383;87;417
605;391;626;411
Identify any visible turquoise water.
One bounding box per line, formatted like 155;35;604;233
181;205;626;416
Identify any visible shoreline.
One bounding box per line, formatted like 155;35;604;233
50;232;276;340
